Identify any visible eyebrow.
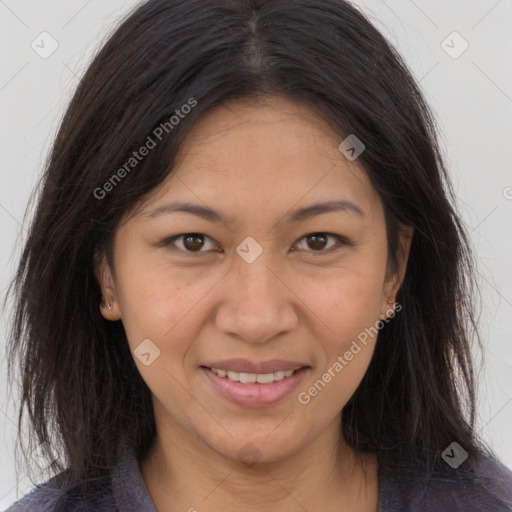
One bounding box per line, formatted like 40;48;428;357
143;199;365;225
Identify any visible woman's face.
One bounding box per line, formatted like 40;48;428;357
98;96;408;464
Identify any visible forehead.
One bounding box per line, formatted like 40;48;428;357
135;96;382;224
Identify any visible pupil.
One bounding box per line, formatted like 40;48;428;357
308;233;327;250
184;233;203;251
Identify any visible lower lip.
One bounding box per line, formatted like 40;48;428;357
200;366;310;408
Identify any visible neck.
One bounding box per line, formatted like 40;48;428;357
139;411;379;512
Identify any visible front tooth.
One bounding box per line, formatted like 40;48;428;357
211;368;296;382
239;372;257;383
227;370;240;381
256;373;275;384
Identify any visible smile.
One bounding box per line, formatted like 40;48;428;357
201;366;310;408
208;367;297;384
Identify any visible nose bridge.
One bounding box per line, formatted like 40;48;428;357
236;250;279;301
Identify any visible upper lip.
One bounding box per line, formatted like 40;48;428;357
202;358;310;374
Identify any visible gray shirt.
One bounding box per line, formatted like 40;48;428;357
5;449;512;511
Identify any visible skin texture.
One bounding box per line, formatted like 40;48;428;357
97;96;412;511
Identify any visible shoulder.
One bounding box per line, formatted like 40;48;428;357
4;470;115;512
4;478;73;512
381;455;512;512
424;456;512;511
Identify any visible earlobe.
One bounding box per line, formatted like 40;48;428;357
100;299;113;311
380;297;396;320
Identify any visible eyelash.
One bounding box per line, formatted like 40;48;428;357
161;232;349;256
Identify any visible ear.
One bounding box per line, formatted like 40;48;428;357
380;224;413;319
94;250;122;320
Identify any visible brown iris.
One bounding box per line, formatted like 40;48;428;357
304;233;329;251
182;233;206;252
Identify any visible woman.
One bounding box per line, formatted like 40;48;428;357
5;0;512;510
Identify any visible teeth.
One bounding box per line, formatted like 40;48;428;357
210;368;296;383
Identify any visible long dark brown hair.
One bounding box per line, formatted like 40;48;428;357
5;0;497;497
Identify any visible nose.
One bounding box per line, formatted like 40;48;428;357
214;252;298;344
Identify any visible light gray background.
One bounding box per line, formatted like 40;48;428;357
1;0;511;508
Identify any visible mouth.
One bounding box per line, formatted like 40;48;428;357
199;364;311;408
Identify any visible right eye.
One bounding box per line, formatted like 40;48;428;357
161;233;220;254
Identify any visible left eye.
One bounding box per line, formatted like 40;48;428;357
162;232;347;254
293;232;346;253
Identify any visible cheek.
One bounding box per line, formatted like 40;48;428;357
295;272;383;422
114;253;229;382
112;251;191;350
292;249;386;410
296;256;387;345
302;273;382;385
114;263;210;419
